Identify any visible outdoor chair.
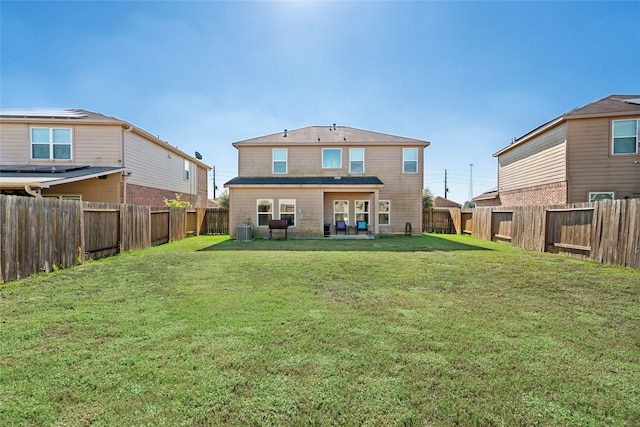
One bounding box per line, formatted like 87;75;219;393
336;221;347;234
356;221;368;234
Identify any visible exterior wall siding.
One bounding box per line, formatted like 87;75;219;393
41;172;121;203
498;123;567;192
566;117;640;202
229;187;324;238
0;122;122;166
124;132;207;207
0;123;30;163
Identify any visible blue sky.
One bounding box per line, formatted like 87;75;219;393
2;1;639;203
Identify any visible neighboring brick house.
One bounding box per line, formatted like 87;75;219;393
476;95;640;207
0;109;211;207
225;125;430;238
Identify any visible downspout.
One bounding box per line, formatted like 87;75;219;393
122;124;133;203
24;184;42;198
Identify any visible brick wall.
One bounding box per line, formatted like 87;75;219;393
126;183;197;207
499;181;567;207
195;167;208;208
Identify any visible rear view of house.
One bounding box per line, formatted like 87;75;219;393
225;125;430;238
477;95;640;206
0;109;211;206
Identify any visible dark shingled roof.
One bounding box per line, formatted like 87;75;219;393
0;165;124;178
225;176;383;186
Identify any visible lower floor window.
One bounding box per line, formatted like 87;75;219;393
589;192;614;202
378;200;390;225
355;200;369;224
334;200;348;224
279;199;296;226
257;199;273;226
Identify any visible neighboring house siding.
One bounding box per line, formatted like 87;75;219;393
41;173;121;203
72;125;122;165
0;123;121;165
0;123;29;163
124;132;199;205
566;117;640;202
498;123;567;193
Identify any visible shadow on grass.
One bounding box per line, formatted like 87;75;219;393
198;234;492;253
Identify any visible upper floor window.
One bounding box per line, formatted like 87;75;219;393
403;148;418;173
350;148;364;173
184;159;190;180
273;149;287;173
31;127;72;160
613;119;639;154
279;199;296;226
323;148;342;168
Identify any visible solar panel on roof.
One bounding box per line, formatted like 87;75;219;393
624;98;640;105
0;109;87;118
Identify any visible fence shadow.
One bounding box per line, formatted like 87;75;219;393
199;234;492;253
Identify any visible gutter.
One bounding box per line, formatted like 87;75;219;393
24;184;42;198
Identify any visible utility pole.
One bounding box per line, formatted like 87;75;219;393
214;166;218;199
444;169;449;199
468;163;474;202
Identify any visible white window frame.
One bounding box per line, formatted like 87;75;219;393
403;148;418;173
612;119;640;155
30;127;72;160
257;199;273;227
184;159;190;181
43;194;82;201
589;192;614;202
349;148;365;173
273;149;288;174
378;200;390;225
355;200;369;224
334;200;349;224
322;148;342;169
279;198;296;227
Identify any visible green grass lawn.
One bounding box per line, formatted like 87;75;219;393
1;234;639;426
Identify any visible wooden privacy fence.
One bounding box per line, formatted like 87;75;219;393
423;209;458;233
0;195;228;283
466;199;640;269
201;208;229;235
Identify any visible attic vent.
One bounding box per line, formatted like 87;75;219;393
283;129;288;137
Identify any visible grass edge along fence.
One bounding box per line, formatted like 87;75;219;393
0;194;229;283
450;198;638;269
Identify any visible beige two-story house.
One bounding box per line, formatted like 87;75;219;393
0;109;211;207
224;125;430;238
475;95;640;206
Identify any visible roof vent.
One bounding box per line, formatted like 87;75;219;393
332;123;337;131
283;129;288;137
